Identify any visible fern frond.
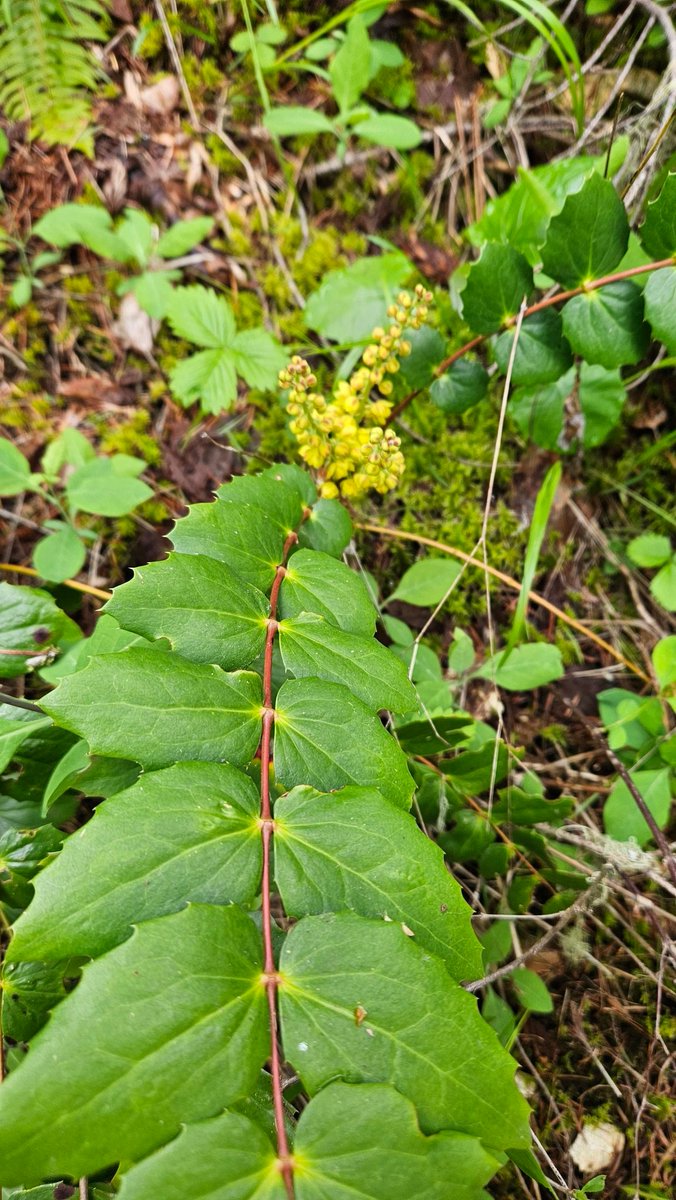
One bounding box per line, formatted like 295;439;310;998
0;0;109;155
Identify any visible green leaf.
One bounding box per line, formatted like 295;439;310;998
304;252;411;343
216;467;305;532
166;285;236;347
9;763;261;963
118;1082;501;1200
105;553;269;670
511;967;554;1013
330;14;371;112
42;647;263;770
41;427;95;476
274;678;414;808
116;208;154;266
0;714;52;771
494;310;572;386
129;270;177;319
230;328;287;391
274;785;483;981
398;326;446;390
388;558;461;607
643;267;676;354
0;905;268;1186
298;498;353;557
41;739;139;813
280;549;376;636
561;282;649;368
278;615;416;713
430;360;489;414
626;534;671;568
507;461;561;649
540;174;629;287
169;348;238;412
171;499;285;591
355;112;422;149
639;172;676;258
33;527;86;583
462;244;533;334
34;204;133;262
264;106;335;137
155;216;214;258
279;912;531;1149
0;582;80;679
511;364;625;451
653;635;676;694
479;643;564;689
65;457;152;517
603;768;671;847
10;275;32;308
652;558;676;611
0;437;32;495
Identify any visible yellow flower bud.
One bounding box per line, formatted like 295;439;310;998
320;481;339;499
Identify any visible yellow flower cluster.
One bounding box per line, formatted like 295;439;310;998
279;286;433;500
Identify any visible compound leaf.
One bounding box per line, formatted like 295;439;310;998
540;174;629;287
171;500;285;591
8;763;262;963
274;785;483;981
41;648;262;770
280;549;376;636
0;905;268;1186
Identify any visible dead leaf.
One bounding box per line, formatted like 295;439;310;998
139;75;180;116
110;0;132;20
570;1123;625;1175
112;293;158;355
123;70;143;109
103;158;128;211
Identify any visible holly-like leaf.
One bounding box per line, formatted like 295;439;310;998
643;267;676;354
540;174;629;287
278;615;416;713
561;281;649;367
0;905;268;1186
462;244;533;334
639;173;676;258
494;309;573;385
0;582;80;679
118;1082;500;1200
274;678;414;808
216;469;305;534
171;499;285;591
105;553;269;670
8;763;261;963
166;285;236;348
274;785;483;981
280;549;376;636
279;912;531;1149
42;648;262;770
430;360;489;414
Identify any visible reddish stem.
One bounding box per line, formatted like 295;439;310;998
391;255;674;420
259;529;298;1200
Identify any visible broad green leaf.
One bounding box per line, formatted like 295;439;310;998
156;216;214;258
494;310;572;386
9;762;261;962
65;457;152;517
479;643;563;690
118;1082;500;1200
278;615;416;713
298;498;352;557
0;959;67;1043
33;527;86;583
643;267;676;354
639;173;676;258
0;905;268;1186
0;714;52;771
230;328;288;391
171;498;285;590
216;469;305;534
274;785;483;981
105;553;269;670
389;558;461;607
304;253;411;343
511;364;625;451
42;647;262;770
280;549;376;636
462;244;533;334
398;326;446;390
41;427;95;476
561;282;649;368
355;112;422;149
166;285;236;347
39;613;149;684
274;678;414;808
652;558;676;611
575;364;626;447
0;438;31;495
129;270;177;319
540;174;629;287
626;534;671;568
279;912;531;1149
430;360;489;414
116;208;154;266
653;635;676;693
603;768;671;847
169;348;238;412
265;462;317;507
0;582;80;679
33;204;133;262
330;15;371;112
264;106;335;137
511;967;553;1013
41;738;139;812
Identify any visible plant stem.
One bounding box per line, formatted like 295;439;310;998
259;528;299;1200
391;256;675;420
0;562;111;602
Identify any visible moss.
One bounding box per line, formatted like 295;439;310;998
182;54;225;100
96;410;161;466
205;134;241;177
